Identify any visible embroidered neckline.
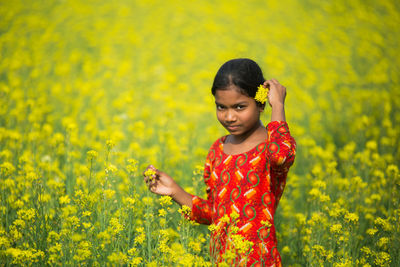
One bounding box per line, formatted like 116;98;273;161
220;135;267;156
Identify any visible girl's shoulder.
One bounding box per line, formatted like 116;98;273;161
204;135;228;159
210;135;227;152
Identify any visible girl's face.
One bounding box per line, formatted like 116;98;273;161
214;85;263;137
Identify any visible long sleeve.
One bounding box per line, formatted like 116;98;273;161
266;121;296;171
188;148;215;225
266;121;296;205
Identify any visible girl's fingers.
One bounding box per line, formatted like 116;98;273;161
147;176;159;191
270;78;279;84
149;165;162;177
266;79;279;85
149;179;157;189
265;79;278;88
144;175;157;184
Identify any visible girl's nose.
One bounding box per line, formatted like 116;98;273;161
225;109;236;122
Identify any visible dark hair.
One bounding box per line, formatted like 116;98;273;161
211;58;265;98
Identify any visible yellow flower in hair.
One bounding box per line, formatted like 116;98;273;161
254;84;268;104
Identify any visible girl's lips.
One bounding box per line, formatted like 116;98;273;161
226;125;240;131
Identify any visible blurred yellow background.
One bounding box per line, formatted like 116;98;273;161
0;0;399;265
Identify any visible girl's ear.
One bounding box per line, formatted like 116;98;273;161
257;103;265;112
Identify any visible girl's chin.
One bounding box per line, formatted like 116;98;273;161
227;129;244;136
226;126;241;133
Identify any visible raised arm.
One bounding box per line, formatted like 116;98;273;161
263;78;287;122
263;78;296;170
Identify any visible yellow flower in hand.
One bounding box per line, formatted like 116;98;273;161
144;169;156;181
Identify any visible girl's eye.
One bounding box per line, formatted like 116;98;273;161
236;105;245;110
216;105;224;110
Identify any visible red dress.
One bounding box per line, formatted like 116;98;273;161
189;121;296;266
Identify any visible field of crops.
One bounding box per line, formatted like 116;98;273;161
1;0;399;266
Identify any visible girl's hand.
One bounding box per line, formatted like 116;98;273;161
143;165;178;196
263;79;286;107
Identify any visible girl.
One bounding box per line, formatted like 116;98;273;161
144;58;296;266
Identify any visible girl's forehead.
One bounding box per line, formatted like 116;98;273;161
214;86;252;102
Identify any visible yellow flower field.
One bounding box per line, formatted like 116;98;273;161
0;0;399;266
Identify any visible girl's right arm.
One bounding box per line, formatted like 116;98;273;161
143;165;193;208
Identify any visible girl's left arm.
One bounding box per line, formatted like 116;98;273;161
266;120;296;171
264;79;296;170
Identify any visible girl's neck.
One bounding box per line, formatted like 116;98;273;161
228;120;265;144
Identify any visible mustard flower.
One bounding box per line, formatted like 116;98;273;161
361;246;372;256
230;210;239;220
104;164;117;174
189;240;202;253
159;218;166;227
106;139;115;150
190;164;203;176
47;243;62;264
311;245;326;258
282;246;290;254
59;195;71;205
3;178;15;189
82;222;92;229
73;241;92;262
103;189;115;199
129;256;143;266
47;231;60;243
159;195;172;207
158;208;167;217
82;211;91;217
229;225;239;234
230;234;254;254
374;217;392;231
0;162;15;176
178;205;191;216
254;84;268;104
127;247;137;256
126;158;138;174
109;217;124;235
386;164;399;176
178;254;195;266
377;237;389;249
142;196;153;206
17;208;36;221
330;223;342;234
144;169;156;178
72;233;83;243
134;227;145;245
261;220;272;228
220;214;230;224
222;249;236;261
108;252;128;264
374;252;391;266
344;212;359;224
208;224;218;232
86;150;98;160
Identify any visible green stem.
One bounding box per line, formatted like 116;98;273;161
146;189;152;262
